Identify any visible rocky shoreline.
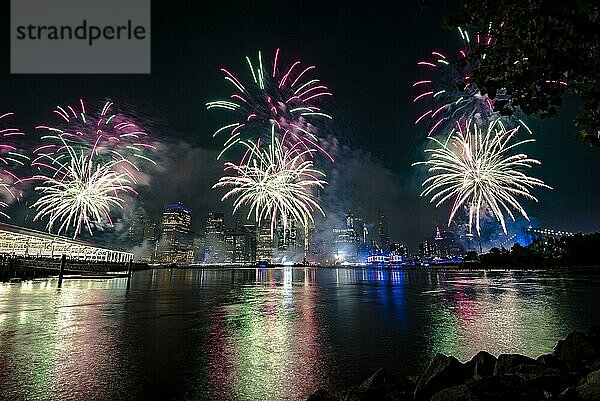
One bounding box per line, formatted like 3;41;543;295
308;325;600;401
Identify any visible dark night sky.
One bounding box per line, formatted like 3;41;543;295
0;1;598;249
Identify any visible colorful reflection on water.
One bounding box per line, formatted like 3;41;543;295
0;268;599;400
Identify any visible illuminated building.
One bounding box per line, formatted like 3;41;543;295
277;218;298;250
141;219;157;262
243;223;257;262
155;203;193;264
0;222;132;262
430;227;465;259
125;214;145;247
333;227;358;263
390;243;407;256
143;219;157;242
191;237;204;263
256;220;275;263
332;211;363;263
419;240;436;260
367;254;388;263
377;212;390;253
204;212;225;263
346;212;355;230
277;218;301;263
225;223;248;264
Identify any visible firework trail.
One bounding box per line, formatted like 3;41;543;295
0;112;28;218
213;125;327;237
33;99;156;183
206;49;334;161
413;26;570;137
413;27;513;136
31;136;135;239
414;118;551;235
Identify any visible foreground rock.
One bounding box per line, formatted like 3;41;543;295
307;325;600;401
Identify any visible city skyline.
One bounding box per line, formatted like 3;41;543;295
129;201;578;265
0;1;598;252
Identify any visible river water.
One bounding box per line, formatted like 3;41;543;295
0;267;599;401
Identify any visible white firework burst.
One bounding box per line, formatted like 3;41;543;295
415;118;551;235
32;144;134;239
213;125;327;237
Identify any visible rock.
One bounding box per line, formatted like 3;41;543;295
587;324;600;355
431;385;468;401
575;370;600;401
537;353;568;371
341;387;400;401
556;386;578;401
307;389;339;401
494;354;538;376
554;331;597;371
358;368;413;400
464;375;543;401
507;363;572;394
413;354;467;400
465;351;497;380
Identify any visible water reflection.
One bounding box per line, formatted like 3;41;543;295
0;279;133;401
197;267;325;401
423;270;583;361
0;268;599;401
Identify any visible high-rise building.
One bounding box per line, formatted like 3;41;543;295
256;220;275;263
191;236;204;263
346;212;355;230
277;218;301;262
243;223;257;262
333;212;363;263
390;243;407;256
155;203;193;264
419;240;436;260
141;219;157;262
432;227;465;259
204;212;225;263
333;227;358;263
126;214;145;247
224;221;248;264
377;212;390;253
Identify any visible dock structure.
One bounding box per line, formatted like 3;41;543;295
0;222;133;263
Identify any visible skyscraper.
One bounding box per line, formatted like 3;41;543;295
377;212;390;253
243;223;257;263
332;211;361;263
224;221;248;264
419;240;436;261
155;203;193;264
333;227;358;263
256;220;275;263
277;218;301;262
204;212;225;263
125;214;145;247
141;219;157;262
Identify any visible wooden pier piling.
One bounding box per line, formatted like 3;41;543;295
57;254;66;287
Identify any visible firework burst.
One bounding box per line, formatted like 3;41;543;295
31;138;135;239
413;27;512;136
0;112;28;218
33;99;156;182
213;125;327;237
414;118;551;235
207;49;334;161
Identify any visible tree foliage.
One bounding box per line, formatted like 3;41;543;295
451;0;600;145
476;233;600;267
